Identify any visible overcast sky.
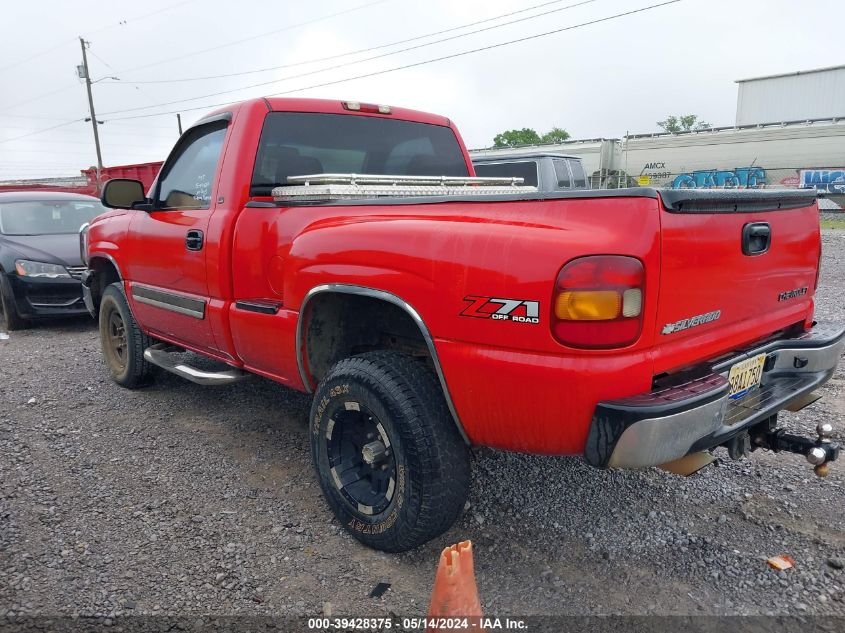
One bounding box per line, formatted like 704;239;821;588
0;0;840;180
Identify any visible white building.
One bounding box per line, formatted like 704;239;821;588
470;65;845;194
736;65;845;126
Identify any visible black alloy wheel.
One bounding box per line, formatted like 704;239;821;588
325;401;398;517
310;350;470;552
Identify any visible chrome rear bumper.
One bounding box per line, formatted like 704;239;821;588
585;323;845;469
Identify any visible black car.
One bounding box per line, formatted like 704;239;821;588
0;191;105;330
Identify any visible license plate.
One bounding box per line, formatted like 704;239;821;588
727;353;767;399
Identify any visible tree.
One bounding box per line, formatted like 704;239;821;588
656;114;712;133
492;126;571;148
540;127;570;143
493;128;542;148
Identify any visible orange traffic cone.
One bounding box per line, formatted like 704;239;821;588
427;541;484;632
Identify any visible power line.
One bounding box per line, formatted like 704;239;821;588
0;168;88;172
0;170;85;175
0;126;175;138
118;0;391;75
116;0;589;85
2;140;172;149
83;0;200;37
0;1;580;117
0;113;79;121
0;58;118;113
2;150;147;157
0;39;77;75
0;119;85;144
0;0;200;75
0;42;116;115
0;84;79;113
0;160;86;165
87;48;116;71
1;133;174;143
93;121;175;131
0;125;86;132
109;0;682;122
101;0;601;117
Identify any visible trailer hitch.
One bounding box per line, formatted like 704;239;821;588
751;422;839;477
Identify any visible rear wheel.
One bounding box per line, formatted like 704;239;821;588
310;351;470;552
99;282;153;388
0;274;28;331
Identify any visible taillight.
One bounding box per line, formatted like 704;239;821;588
342;101;391;114
551;256;644;349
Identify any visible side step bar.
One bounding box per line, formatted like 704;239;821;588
143;343;249;386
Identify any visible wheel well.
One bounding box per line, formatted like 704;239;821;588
89;257;121;314
303;293;432;385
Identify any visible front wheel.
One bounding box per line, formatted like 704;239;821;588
98;282;154;388
310;351;470;552
0;274;28;331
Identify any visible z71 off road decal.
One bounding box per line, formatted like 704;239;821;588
461;296;540;324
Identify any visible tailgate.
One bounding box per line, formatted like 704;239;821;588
653;190;820;373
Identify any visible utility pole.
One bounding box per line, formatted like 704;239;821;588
176;113;183;135
79;37;103;192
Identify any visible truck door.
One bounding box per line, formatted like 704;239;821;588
123;118;229;354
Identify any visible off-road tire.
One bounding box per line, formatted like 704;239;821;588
0;274;28;331
310;351;470;552
99;282;153;388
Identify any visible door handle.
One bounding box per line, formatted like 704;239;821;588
186;229;204;251
742;222;770;256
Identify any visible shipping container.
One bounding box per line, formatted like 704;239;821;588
0;161;163;197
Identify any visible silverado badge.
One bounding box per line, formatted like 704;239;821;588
661;310;721;335
777;287;808;302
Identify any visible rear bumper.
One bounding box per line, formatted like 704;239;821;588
585;323;845;469
4;272;88;319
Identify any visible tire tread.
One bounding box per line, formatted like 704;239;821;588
100;282;153;388
313;351;470;552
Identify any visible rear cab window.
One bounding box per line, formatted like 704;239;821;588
251;113;469;196
472;160;539;187
570;160;588;188
552;159;572;189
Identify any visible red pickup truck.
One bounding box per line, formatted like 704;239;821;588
81;97;843;552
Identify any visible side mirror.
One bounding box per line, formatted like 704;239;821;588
101;179;150;210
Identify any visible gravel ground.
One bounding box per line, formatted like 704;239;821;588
1;232;844;621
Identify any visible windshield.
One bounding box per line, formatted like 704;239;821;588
0;200;104;236
251;112;469;195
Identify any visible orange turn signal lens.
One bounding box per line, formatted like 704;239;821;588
555;290;621;321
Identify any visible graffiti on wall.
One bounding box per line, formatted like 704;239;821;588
799;168;845;194
671;167;766;190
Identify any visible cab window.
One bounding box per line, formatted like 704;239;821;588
156;123;227;210
251;112;469;195
472;160;539;187
570;160;588;188
552;159;572;189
